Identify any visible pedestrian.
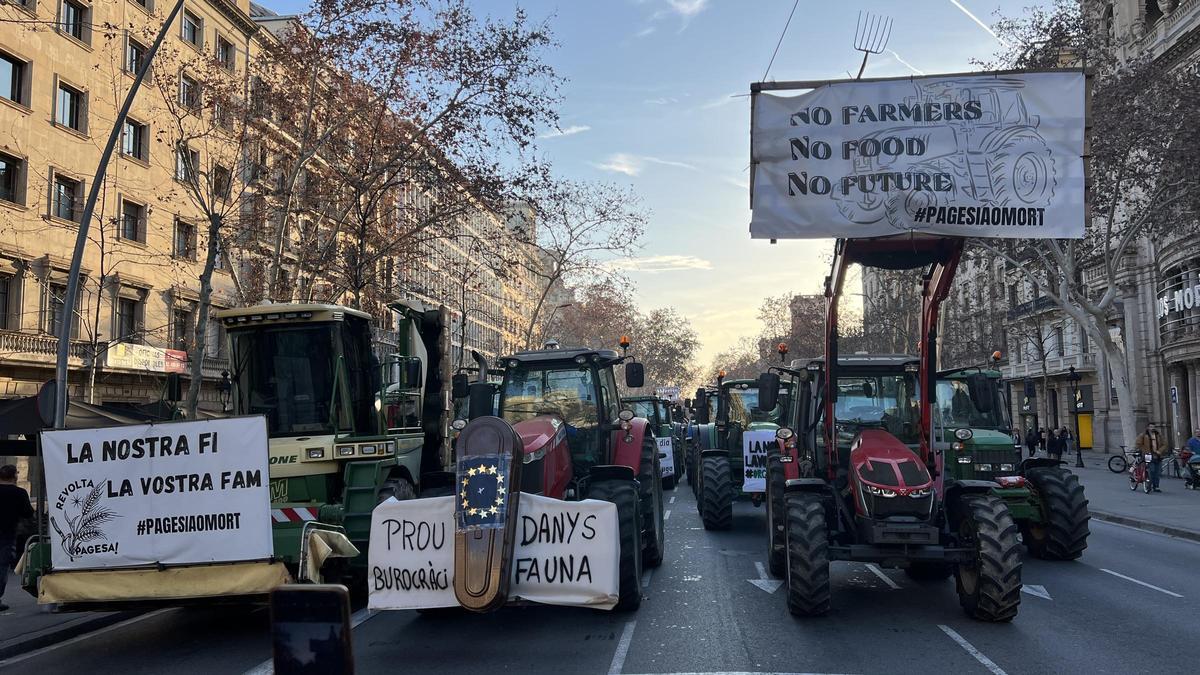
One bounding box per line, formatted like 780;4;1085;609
1;464;34;611
1047;429;1062;460
1185;429;1200;484
1038;427;1047;455
1025;427;1039;457
1060;427;1074;460
1135;423;1167;493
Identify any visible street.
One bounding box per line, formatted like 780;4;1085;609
3;478;1196;675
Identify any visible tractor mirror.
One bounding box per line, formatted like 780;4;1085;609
404;358;423;389
694;388;709;424
467;382;494;419
451;373;470;399
862;380;874;399
757;372;780;411
625;361;645;389
967;373;994;413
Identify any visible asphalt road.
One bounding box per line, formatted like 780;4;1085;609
2;480;1196;675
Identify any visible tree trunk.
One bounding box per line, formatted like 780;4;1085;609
185;213;223;417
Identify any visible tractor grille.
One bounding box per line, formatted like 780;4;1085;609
869;493;933;519
968;447;1020;482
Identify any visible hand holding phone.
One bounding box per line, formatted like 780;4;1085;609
270;584;354;675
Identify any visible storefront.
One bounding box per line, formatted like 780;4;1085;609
1157;258;1200;450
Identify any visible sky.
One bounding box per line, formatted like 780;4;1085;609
270;0;1034;363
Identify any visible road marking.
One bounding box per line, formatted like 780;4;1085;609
865;564;901;590
641;568;654;589
670;495;676;504
623;672;858;675
607;620;637;675
1021;584;1052;601
0;608;175;668
664;509;672;521
1099;568;1183;598
242;607;378;675
747;561;783;594
938;624;1008;675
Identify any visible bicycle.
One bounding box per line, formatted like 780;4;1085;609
1108;447;1130;473
1129;452;1152;493
1162;448;1181;479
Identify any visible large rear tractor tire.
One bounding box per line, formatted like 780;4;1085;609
766;452;787;577
1022;467;1090;561
955;495;1022;622
639;439;666;568
784;492;830;616
700;455;733;530
588;480;644;611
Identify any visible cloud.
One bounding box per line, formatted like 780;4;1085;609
887;50;925;76
948;0;1011;47
641;0;709;36
591;153;696;176
642;156;697;170
700;93;741;110
644;96;678;105
665;0;708;17
606;255;714;274
539;124;591;139
635;26;656;38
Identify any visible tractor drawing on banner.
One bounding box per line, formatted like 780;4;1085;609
368;342;664;613
833;78;1058;230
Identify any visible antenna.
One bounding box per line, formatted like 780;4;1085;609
853;11;893;80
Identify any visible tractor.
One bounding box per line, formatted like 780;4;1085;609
936;365;1089;561
626;395;683;490
686;384;718;493
691;371;793;530
768;235;1024;621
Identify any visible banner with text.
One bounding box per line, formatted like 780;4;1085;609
41;416;272;570
658;437;675;479
750;71;1086;239
742;430;777;493
369;493;619;611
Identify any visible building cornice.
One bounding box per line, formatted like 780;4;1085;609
211;0;261;38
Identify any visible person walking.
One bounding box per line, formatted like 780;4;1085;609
1060;426;1074;461
1185;429;1200;485
1135;423;1167;493
1;464;34;611
1038;427;1047;455
1046;429;1062;460
1025;427;1039;457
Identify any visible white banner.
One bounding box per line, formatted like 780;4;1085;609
658;437;675;478
655;386;681;402
41;416;272;570
742;430;777;493
751;71;1086;239
369;493;619;611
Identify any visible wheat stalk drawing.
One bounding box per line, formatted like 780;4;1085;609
50;483;118;561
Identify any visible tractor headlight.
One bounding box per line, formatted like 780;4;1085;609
360;444;378;455
866;485;897;498
975;463;993;472
909;488;931;498
955;428;974;441
336;445;355;457
957;456;972;463
618;410;635;422
999;463;1014;472
382;441;395;454
451;419;467;431
309;448;328;459
776;428;794;440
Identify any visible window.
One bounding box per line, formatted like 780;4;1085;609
174;219;196;259
120;199;144;241
1054;326;1065;357
172;307;193;350
0;274;10;330
55;81;84;131
179;73;200;109
116;297;140;342
61;1;88;42
216;35;235;70
125;38;146;74
121;119;147;160
205;317;225;357
0;152;23;205
1;51;27;106
182;10;202;47
52;173;81;221
175;145;199;183
47;283;76;338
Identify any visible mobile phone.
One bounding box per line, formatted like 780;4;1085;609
270;584;354;675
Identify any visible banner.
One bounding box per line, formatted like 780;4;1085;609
742;430;777;493
658;437;675;478
40;416;272;570
750;71;1086;239
655;386;681;402
105;342;188;373
369;493;619;611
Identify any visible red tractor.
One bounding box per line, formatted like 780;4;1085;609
759;235;1023;621
453;345;665;611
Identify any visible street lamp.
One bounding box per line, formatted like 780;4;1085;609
1069;365;1084;468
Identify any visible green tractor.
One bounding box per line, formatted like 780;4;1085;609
626;395;683;490
686;384;718;494
936;366;1090;561
692;373;794;530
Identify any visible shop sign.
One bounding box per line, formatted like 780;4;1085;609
105;343;188;374
1157;280;1200;319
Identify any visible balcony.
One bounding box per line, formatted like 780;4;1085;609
1001;352;1097;380
0;330;89;366
1005;295;1056;321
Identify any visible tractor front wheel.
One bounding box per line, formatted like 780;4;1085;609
588;480;643;611
766;452;787;577
1022;468;1090;561
639;439;666;568
700;455;733;530
784;492;830;616
955;495;1022;622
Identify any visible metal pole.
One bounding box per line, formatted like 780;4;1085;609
52;0;188;429
1072;376;1084;468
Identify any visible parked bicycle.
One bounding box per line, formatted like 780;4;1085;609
1130;452;1152;493
1109;447;1130;473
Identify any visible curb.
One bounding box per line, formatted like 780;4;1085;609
0;610;137;661
1088;509;1200;543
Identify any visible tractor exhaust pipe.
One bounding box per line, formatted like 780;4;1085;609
471;350;489;383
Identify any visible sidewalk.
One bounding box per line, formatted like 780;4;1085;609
0;571;132;659
1068;450;1200;542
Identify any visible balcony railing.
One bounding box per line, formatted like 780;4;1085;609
1000;352;1097;380
1005;295;1056;320
0;330;89;362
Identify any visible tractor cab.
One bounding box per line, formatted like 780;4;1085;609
936;368;1022;483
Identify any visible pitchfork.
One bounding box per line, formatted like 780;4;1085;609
853;11;893;80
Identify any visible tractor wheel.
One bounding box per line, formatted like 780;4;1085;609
1022;468;1090;561
987;132;1057;208
784;492;830;616
700;455;733;530
587;479;643;611
955;495;1022;622
904;563;953;581
639;438;666;568
766;452;787;578
377;477;416;504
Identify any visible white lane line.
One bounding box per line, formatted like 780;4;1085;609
664;509;672;521
242;607;378;675
938;624;1008;675
669;495;676;504
866;564;901;590
1099;568;1183;598
641;568;653;589
623;672;858;675
607;620;637;675
0;608;175;668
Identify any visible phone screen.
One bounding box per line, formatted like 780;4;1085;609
271;585;353;675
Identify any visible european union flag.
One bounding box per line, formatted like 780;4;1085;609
456;454;511;531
